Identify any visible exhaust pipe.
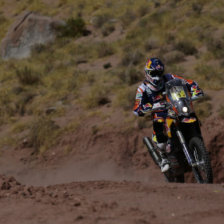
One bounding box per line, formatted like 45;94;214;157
143;137;161;165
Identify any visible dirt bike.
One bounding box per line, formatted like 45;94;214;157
143;79;213;183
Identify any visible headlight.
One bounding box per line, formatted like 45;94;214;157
182;106;188;113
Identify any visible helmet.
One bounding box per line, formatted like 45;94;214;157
144;58;164;89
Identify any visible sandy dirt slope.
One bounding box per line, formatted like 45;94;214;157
0;175;224;224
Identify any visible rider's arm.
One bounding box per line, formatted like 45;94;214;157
133;85;153;116
172;74;204;98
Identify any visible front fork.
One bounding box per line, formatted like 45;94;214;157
176;130;197;167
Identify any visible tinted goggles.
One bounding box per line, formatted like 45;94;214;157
149;70;163;77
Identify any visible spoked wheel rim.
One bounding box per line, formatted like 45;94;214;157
192;146;207;183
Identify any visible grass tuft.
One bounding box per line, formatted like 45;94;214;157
83;84;111;109
16;66;41;85
117;66;142;85
144;36;159;51
120;9;136;27
121;49;144;66
96;42;115;58
218;105;224;119
194;63;223;90
28;116;60;153
101;23;115;36
92;13;112;28
163;50;185;64
114;86;136;110
175;39;198;56
206;33;224;58
56;17;87;38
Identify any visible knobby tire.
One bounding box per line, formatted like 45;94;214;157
189;137;213;184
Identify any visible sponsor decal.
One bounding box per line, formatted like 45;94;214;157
181;118;197;123
136;93;142;98
145;103;152;108
152;134;158;143
153;95;162;101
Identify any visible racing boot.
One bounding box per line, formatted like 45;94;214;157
157;143;170;173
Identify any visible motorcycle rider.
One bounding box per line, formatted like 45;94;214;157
133;58;203;172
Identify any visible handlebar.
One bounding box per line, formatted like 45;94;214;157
141;93;204;115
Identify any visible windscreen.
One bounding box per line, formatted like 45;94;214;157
170;86;187;101
166;79;191;102
165;79;192;116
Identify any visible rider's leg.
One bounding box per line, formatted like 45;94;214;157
153;120;170;172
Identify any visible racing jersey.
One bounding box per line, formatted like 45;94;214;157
133;73;203;119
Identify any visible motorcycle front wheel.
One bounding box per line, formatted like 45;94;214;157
189;137;213;184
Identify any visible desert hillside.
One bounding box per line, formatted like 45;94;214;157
0;0;224;223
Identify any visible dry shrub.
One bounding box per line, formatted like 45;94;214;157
194;63;223;90
192;3;203;14
218;105;224;119
156;44;174;60
84;85;110;109
175;39;198;55
15;91;36;116
92;13;112;28
153;0;161;8
0;90;16;119
31;43;46;55
144;36;159;51
117;66;142;85
56;17;87;38
16;66;41;85
120;9;136;27
166;64;185;75
149;10;164;26
28;116;60;153
137;5;150;17
96;42;115;58
0;12;6;24
121;49;144;66
190;25;208;42
103;62;112;69
206;33;224;58
163;50;185;64
114;86;136;110
57;0;67;7
101;23;115;36
210;8;224;23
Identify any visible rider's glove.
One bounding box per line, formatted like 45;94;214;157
191;85;204;100
141;103;152;114
191;85;203;97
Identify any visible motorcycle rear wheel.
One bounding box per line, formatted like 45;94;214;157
189;137;213;184
143;137;185;183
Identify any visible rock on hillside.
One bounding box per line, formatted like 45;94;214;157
1;12;63;60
